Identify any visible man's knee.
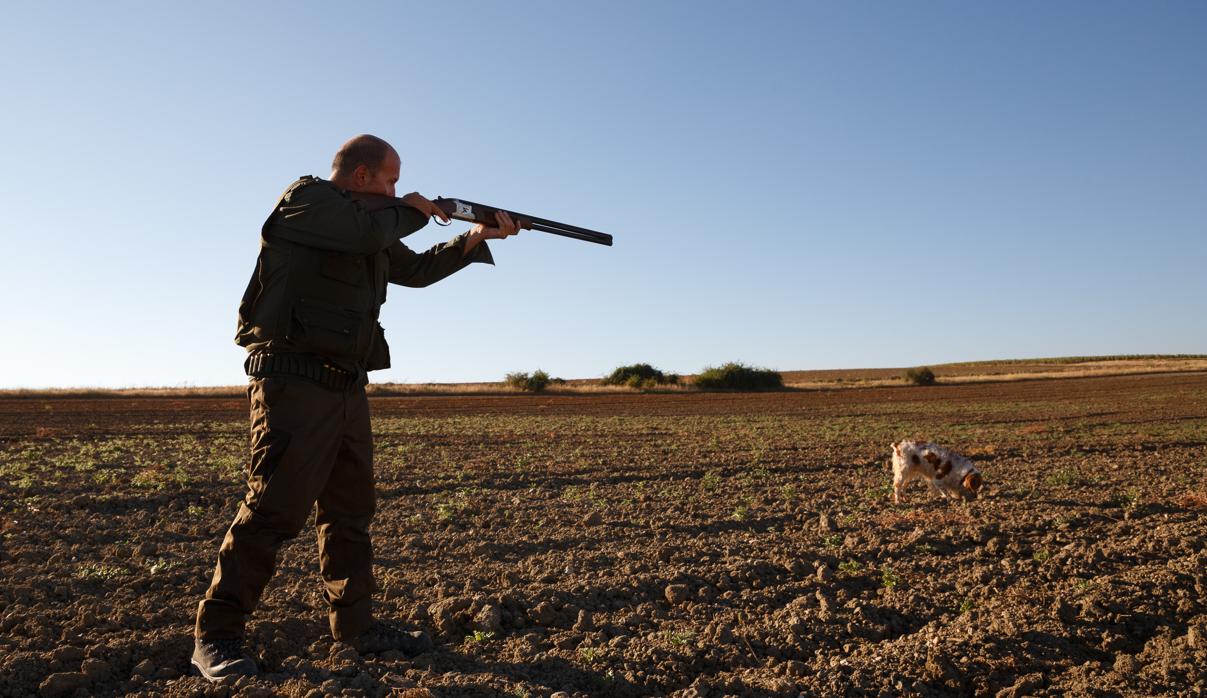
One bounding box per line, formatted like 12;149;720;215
230;500;309;543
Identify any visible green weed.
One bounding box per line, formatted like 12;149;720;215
577;646;601;662
75;563;129;581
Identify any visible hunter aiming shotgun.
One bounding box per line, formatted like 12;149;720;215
349;192;613;246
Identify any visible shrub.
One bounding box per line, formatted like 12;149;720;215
504;370;551;392
693;362;783;390
602;363;679;389
904;366;937;386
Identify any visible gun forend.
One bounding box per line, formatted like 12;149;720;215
434;197;613;247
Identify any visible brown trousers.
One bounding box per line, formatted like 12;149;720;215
195;375;376;641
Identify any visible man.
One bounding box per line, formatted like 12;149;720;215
192;134;519;681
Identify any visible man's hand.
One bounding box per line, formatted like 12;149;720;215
400;192;450;223
462;210;520;257
472;210;523;240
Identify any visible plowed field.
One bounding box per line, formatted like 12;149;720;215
2;373;1205;697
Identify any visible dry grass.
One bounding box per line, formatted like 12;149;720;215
365;381;693;396
5;356;1204;398
784;357;1207;390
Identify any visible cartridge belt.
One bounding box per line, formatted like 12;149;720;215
245;352;358;391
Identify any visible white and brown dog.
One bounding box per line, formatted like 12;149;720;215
890;440;983;503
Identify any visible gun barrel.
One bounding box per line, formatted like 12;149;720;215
530;222;613;246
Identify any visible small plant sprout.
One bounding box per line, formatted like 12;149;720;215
667;630;695;647
577;646;601;662
959;598;975;614
881;566;900;589
147;558;176;575
838;559;863;574
1111;487;1141;509
823;534;842;549
1033;548;1052;564
75;563;129;581
466;630;495;644
864;481;893;501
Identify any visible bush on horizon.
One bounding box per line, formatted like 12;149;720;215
601;363;680;389
693;363;783;391
904;366;937;386
505;370;551;392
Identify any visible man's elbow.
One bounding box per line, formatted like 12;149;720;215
390;276;434;289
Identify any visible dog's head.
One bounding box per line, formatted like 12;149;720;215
961;471;984;500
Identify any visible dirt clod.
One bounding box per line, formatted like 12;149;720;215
473;604;501;633
38;671;88;698
665;584;690;605
130;659;155;677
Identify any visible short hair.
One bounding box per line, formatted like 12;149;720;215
331;134;395;175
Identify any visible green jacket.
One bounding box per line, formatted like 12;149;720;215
235;176;492;372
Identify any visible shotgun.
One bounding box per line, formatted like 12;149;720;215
348;192;612;247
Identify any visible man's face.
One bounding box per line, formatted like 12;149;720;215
352;149;401;197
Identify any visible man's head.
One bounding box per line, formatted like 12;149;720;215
330;134;401;196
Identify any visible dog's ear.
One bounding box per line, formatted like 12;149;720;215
892;442;901;454
923;452;941;467
963;472;983;492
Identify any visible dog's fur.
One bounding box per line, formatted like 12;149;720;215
890;440;983;504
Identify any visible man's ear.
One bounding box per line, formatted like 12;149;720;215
354;163;371;183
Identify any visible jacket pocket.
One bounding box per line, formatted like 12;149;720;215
365;322;391;372
288;296;361;357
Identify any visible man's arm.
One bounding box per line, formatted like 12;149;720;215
387;233;493;288
387;210;521;287
266;179;429;255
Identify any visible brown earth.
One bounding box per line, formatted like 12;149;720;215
1;373;1205;697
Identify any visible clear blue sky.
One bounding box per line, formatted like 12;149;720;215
1;2;1204;388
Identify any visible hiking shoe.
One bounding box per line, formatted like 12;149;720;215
191;638;258;682
348;622;434;656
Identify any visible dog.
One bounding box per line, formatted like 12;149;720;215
890;440;983;504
